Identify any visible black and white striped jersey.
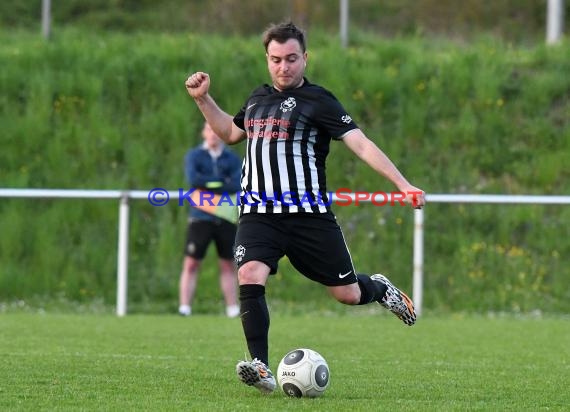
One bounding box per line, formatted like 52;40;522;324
233;78;358;214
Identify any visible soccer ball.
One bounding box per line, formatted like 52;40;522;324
277;348;330;398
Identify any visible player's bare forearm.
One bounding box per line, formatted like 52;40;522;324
343;130;406;186
343;129;426;208
367;146;410;190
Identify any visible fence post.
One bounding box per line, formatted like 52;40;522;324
547;0;565;44
116;193;130;316
340;0;349;48
413;208;424;316
41;0;51;40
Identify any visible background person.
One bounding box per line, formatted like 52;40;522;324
185;22;426;393
178;122;242;318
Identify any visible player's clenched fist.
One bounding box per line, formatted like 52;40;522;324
185;72;210;98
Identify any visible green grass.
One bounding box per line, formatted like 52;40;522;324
1;312;568;411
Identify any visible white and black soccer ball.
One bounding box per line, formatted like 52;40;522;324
277;348;330;398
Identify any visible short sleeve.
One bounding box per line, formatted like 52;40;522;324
313;89;358;140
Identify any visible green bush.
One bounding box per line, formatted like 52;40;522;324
1;28;569;313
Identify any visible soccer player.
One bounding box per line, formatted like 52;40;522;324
185;22;426;394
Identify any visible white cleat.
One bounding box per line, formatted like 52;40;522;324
236;358;276;394
371;274;417;326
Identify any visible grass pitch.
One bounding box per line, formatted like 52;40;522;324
1;311;568;411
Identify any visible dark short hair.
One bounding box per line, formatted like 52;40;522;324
262;22;306;53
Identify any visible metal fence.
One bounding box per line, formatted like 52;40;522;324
1;188;569;316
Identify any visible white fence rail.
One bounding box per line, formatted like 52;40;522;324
1;189;569;316
412;194;570;316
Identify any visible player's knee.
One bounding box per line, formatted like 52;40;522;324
329;285;360;305
237;261;269;285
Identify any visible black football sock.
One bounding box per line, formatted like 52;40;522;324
239;284;270;366
357;274;388;305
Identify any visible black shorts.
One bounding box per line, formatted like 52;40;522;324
233;212;357;286
184;218;237;260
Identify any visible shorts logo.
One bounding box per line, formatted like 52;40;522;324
234;244;246;263
338;270;352;279
280;97;296;113
187;242;196;255
341;114;352;124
